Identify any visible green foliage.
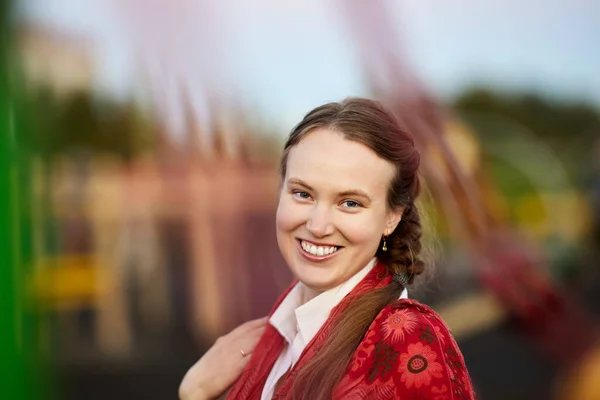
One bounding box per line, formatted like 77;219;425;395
17;86;155;161
453;87;600;186
454;88;600;142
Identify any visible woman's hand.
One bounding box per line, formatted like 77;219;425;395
179;316;268;400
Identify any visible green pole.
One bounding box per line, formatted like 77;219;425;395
0;1;41;398
0;2;25;397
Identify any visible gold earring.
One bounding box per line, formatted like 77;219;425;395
382;236;388;252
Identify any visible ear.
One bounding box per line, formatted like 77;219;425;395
384;207;404;236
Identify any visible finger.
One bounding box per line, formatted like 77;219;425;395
247;323;267;341
235;326;266;357
243;316;269;330
230;316;269;337
246;320;269;337
244;330;264;352
231;326;266;353
235;351;253;372
215;325;265;357
250;322;267;337
231;317;267;336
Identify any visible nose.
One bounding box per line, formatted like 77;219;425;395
306;205;335;238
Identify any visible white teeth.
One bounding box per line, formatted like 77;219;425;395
301;240;338;257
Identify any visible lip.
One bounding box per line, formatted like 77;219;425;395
295;239;343;263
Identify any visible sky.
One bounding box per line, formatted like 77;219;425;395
17;0;600;136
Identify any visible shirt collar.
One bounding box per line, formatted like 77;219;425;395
270;258;383;346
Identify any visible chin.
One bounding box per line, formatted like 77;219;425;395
296;273;336;292
288;258;343;292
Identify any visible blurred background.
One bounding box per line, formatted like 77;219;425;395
2;0;600;399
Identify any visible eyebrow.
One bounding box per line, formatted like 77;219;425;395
287;178;372;202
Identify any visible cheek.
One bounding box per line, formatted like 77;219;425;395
339;221;378;245
276;195;304;235
337;212;386;247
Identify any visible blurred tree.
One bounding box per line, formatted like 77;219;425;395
454;88;600;184
18;86;155;162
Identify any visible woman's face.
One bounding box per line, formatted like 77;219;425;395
276;128;403;292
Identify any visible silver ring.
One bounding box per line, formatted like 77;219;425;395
240;349;247;357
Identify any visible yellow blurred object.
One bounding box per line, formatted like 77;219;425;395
515;194;549;239
444;120;482;177
27;255;109;310
437;292;506;340
514;191;591;243
425;120;481;185
556;343;600;400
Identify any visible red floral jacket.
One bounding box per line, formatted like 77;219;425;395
227;263;476;399
334;299;475;399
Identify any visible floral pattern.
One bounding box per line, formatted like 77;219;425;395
431;384;450;400
398;342;444;388
348;329;377;375
434;324;447;345
382;308;421;344
336;299;476;399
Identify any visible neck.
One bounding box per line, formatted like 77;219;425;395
300;285;320;305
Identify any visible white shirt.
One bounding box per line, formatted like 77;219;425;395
261;259;409;400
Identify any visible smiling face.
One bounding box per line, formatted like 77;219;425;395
276;128;403;292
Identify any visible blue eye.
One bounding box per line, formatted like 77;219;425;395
341;200;361;208
292;191;311;200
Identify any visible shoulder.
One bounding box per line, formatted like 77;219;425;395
336;299;476;399
373;298;470;372
375;298;457;346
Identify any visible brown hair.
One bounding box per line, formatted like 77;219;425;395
279;97;424;400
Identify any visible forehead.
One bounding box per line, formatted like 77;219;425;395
286;128;395;195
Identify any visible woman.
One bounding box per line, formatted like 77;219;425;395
180;98;475;399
